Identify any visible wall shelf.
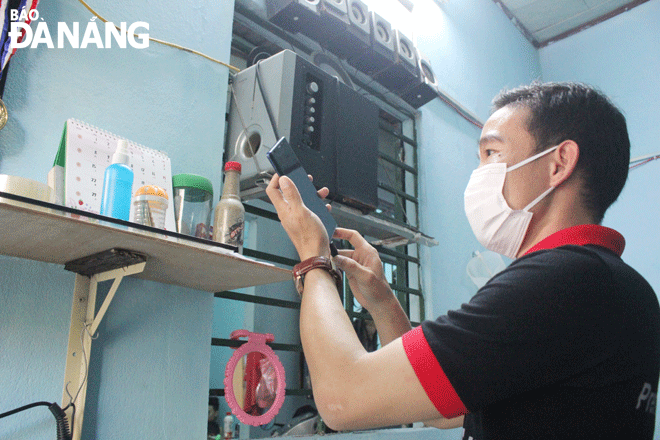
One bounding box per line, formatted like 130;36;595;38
0;198;291;292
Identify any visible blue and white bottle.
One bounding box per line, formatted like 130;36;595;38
99;139;133;221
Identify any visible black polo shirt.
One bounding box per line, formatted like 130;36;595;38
402;224;660;439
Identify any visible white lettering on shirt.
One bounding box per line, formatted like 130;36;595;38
637;382;657;414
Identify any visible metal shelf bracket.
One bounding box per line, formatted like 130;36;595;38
61;259;146;440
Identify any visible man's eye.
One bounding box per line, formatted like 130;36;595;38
485;149;495;157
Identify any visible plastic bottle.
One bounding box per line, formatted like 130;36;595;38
99;139;134;221
212;162;245;252
223;412;233;439
132;185;169;229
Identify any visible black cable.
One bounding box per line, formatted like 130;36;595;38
48;402;73;440
63;403;76;440
0;401;72;440
0;401;51;419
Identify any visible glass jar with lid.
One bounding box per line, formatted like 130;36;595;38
172;173;214;239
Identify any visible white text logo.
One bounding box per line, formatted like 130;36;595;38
8;9;149;50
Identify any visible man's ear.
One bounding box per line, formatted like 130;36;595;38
549;140;580;187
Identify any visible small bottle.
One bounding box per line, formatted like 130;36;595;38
132;185;169;229
223;412;233;439
100;140;134;221
213;162;245;252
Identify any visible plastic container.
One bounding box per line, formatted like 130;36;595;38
223;412;233;439
466;250;507;289
0;175;53;211
172;173;213;239
132;185;169;229
100;140;133;221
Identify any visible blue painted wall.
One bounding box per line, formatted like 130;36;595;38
413;0;541;121
0;0;234;438
539;0;660;306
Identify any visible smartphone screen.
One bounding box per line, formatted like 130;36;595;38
266;137;337;239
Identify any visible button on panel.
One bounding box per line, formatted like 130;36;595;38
302;74;324;150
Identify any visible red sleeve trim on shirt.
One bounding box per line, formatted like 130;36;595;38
402;326;468;419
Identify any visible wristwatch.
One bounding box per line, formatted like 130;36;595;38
292;256;342;296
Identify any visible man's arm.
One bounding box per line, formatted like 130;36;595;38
266;175;451;430
320;230;463;430
331;231;465;431
300;269;444;430
424;415;465;429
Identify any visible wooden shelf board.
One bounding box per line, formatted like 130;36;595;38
0;200;291;292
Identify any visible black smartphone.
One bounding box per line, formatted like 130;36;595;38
266;137;337;240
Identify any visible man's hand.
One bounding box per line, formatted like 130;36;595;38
333;228;412;345
266;174;331;261
333;228;392;311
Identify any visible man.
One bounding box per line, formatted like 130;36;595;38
208;397;220;439
265;82;660;439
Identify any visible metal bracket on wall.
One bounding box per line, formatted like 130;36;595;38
61;249;147;440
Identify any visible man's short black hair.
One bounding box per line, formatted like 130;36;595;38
209;396;219;411
492;81;630;223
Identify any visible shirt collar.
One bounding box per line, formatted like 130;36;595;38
523;224;625;257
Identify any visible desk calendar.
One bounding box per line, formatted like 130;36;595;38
57;119;176;231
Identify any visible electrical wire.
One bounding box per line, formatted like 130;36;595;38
64;323;98;411
0;401;72;440
0;285;95;440
76;0;487;131
0;401;52;419
60;321;98;440
435;92;484;129
78;0;487;130
49;403;73;440
629;153;660;170
254;61;281;141
76;0;241;73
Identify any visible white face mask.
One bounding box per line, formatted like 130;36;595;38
464;146;558;259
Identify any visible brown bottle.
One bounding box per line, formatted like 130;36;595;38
212;161;245;252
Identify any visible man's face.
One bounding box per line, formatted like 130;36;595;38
478;105;551;211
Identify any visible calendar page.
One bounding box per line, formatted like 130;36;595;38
62;119;176;231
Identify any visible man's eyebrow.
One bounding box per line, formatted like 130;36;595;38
478;134;504;146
